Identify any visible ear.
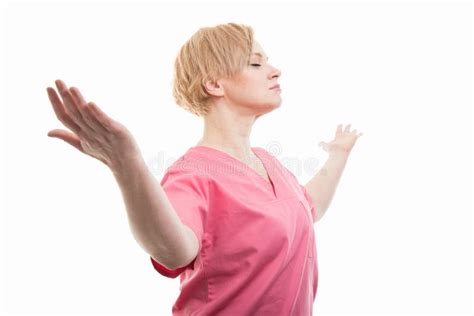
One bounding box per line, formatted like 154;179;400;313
204;80;224;97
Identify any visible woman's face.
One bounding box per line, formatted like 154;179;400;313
220;40;282;116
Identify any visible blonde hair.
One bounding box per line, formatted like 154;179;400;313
172;22;255;117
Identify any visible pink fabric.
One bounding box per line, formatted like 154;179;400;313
150;146;318;315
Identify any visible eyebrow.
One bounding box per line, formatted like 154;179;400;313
252;52;269;61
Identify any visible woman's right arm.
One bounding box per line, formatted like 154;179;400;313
111;155;200;270
46;79;198;270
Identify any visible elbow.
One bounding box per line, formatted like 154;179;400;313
159;225;199;270
150;253;177;270
148;225;199;270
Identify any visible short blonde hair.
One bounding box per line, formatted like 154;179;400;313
172;22;255;117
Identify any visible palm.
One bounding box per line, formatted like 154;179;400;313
47;79;141;169
319;124;363;154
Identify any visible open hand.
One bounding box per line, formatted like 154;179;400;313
47;79;142;170
318;124;363;154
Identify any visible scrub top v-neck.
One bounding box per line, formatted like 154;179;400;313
150;146;319;315
197;145;280;199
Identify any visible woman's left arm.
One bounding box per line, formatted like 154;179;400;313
304;124;363;223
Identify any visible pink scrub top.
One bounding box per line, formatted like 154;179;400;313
150;146;318;315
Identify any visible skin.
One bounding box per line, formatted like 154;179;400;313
307;126;363;223
46;80;142;171
196;40;364;223
44;40;285;268
46;38;363;269
47;80;199;269
196;40;282;166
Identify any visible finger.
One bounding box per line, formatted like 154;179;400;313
318;141;328;151
70;86;87;106
47;87;81;134
70;87;108;135
344;124;351;133
336;124;343;135
352;129;358;134
47;129;85;153
87;101;116;132
55;80;88;129
84;102;111;136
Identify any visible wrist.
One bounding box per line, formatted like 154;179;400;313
328;146;350;159
110;153;146;180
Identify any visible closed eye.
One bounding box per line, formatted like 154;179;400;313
250;64;261;67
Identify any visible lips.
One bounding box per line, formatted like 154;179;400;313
270;84;280;90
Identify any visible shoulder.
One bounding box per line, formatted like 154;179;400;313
160;151;211;190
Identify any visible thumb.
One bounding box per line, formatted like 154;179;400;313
47;129;84;153
318;141;329;151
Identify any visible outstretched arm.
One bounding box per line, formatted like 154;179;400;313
304;124;363;223
47;79;197;270
305;148;349;223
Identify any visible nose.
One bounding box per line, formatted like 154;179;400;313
269;64;281;79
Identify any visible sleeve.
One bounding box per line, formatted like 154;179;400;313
284;166;318;220
301;183;317;221
149;167;209;278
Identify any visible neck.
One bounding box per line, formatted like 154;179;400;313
196;104;257;162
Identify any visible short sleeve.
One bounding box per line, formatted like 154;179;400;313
283;166;317;221
149;166;209;278
301;183;317;221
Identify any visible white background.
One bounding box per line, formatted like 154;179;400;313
1;0;472;315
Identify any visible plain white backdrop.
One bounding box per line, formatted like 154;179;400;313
1;0;472;315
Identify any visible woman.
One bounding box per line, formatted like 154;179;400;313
47;22;362;315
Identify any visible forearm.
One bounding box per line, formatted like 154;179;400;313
305;148;349;220
111;157;192;269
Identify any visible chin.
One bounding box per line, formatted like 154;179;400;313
258;102;281;116
269;99;282;109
